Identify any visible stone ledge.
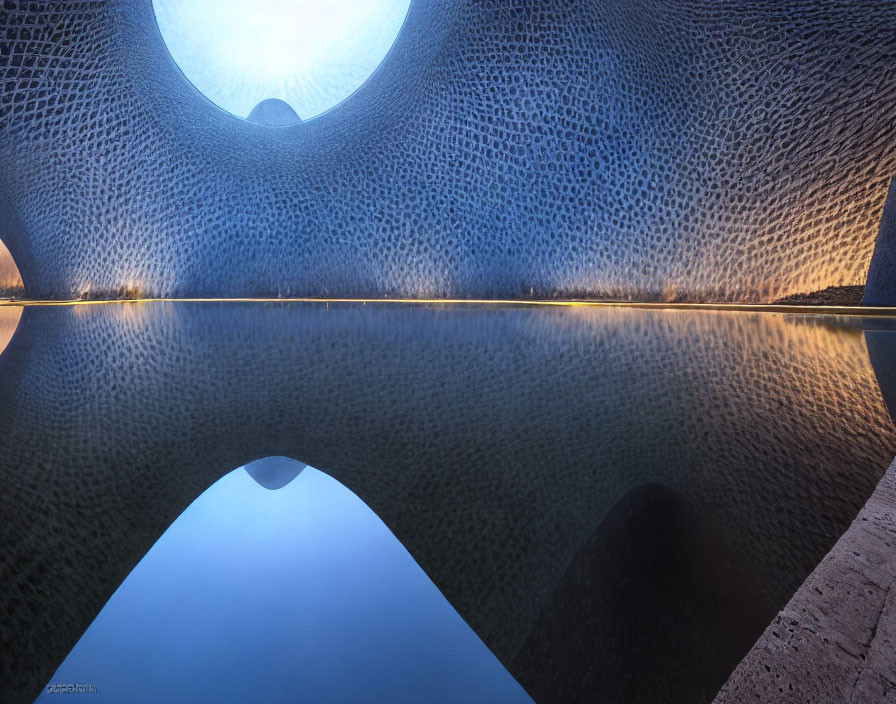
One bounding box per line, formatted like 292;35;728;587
715;456;896;703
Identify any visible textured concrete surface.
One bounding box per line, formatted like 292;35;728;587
1;1;895;300
776;285;865;306
0;304;895;703
513;483;772;704
714;455;896;703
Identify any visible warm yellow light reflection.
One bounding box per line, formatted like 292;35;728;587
0;240;23;295
0;305;23;357
0;297;894;318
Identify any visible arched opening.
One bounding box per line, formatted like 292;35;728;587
38;457;531;703
0;238;23;298
151;0;412;124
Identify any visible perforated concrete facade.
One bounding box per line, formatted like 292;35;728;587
1;1;895;299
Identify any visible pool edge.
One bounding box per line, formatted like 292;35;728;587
714;455;896;703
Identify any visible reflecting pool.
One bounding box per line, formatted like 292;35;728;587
1;302;896;704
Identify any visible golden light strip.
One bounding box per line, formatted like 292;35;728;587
1;297;896;317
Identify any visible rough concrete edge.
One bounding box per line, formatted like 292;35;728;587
714;456;896;703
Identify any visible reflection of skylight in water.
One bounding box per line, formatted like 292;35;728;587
152;0;411;122
38;460;532;703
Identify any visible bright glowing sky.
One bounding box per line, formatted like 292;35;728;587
152;0;411;121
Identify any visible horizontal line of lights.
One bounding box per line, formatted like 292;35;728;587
2;297;896;317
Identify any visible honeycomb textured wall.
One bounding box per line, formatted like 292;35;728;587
1;1;895;300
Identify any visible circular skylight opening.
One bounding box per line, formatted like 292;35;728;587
152;0;412;124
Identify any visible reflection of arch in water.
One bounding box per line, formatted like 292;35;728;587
38;457;532;704
512;483;775;704
4;304;896;702
864;326;896;425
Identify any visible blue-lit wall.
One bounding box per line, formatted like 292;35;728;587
1;1;895;300
865;179;896;305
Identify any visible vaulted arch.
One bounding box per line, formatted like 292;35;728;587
1;1;894;300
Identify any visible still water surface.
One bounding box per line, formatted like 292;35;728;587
38;458;530;704
1;302;895;704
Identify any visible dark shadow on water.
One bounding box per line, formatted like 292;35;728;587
512;483;774;704
865;330;896;425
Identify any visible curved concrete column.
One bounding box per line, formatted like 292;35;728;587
864;177;896;306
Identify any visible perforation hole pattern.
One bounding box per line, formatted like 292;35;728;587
1;0;895;301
